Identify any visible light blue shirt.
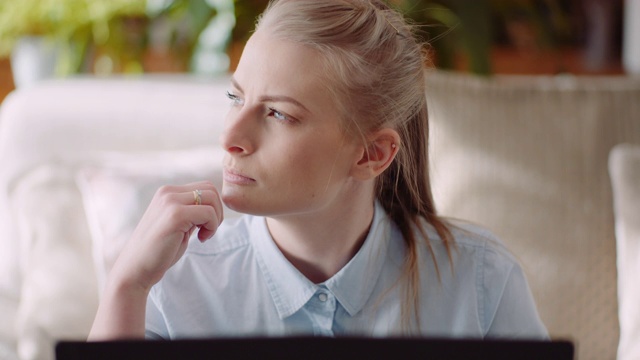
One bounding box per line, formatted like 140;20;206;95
146;202;547;339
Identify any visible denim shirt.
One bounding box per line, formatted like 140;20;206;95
146;202;548;339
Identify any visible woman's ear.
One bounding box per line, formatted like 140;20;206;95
351;128;400;181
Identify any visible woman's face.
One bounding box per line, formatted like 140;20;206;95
220;30;364;218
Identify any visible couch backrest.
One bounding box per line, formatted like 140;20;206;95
427;71;640;360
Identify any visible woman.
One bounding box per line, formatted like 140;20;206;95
89;0;547;340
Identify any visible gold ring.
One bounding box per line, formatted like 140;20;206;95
193;189;202;205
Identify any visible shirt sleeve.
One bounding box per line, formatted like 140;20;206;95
145;286;169;340
481;244;549;339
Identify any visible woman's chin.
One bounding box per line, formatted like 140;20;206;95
221;191;262;216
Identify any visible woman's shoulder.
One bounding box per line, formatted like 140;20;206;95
428;219;518;265
404;217;522;279
448;220;515;261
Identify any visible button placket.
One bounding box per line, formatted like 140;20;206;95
309;289;336;336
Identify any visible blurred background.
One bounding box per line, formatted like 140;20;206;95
0;0;634;104
0;2;638;360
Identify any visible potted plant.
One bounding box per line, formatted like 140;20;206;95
0;0;147;86
0;0;233;87
395;0;620;76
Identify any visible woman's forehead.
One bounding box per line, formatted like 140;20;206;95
234;31;337;110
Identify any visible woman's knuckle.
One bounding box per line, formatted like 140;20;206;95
156;185;174;196
166;206;184;223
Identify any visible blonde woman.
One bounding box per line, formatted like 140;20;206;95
90;0;547;340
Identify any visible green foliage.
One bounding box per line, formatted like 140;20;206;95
395;0;492;75
231;0;268;44
0;0;146;56
155;0;225;74
0;0;225;75
394;0;572;75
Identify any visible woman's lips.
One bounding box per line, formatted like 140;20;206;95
223;168;256;185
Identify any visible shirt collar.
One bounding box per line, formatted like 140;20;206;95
323;201;390;316
251;201;391;319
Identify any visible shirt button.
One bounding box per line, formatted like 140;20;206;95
318;293;328;302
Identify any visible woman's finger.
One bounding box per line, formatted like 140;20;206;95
157;181;224;224
178;205;222;241
180;188;219;207
181;189;224;224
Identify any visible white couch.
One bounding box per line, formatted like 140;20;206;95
0;73;638;360
0;75;236;360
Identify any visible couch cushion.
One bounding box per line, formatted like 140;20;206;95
12;165;98;360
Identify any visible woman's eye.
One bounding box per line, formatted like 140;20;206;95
225;91;244;106
268;107;290;122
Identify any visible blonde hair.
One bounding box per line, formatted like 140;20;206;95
256;0;455;332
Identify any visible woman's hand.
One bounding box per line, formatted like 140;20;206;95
89;180;223;340
111;180;223;292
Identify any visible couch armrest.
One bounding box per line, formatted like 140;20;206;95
609;143;640;360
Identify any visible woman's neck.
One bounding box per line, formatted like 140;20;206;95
265;191;375;284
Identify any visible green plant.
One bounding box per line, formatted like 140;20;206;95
145;0;230;74
394;0;572;75
394;0;492;75
0;0;228;75
0;0;147;74
231;0;267;45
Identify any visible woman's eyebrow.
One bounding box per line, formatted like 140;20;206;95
230;76;310;114
259;95;310;114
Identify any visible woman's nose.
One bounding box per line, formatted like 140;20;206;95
220;107;256;155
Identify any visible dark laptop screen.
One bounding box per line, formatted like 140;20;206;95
56;337;574;360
